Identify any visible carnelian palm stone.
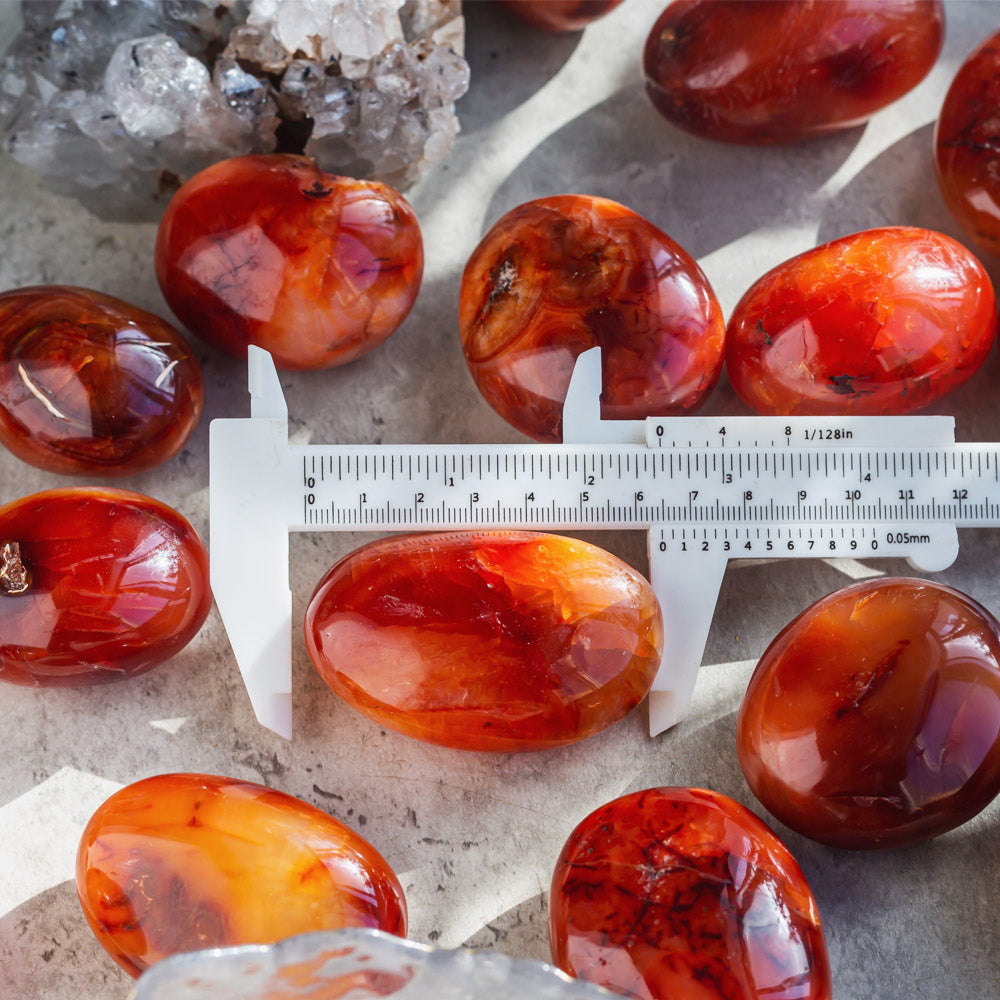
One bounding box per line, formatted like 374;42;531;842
738;578;1000;850
77;773;407;977
550;787;832;1000
643;0;944;144
155;154;423;371
459;195;725;442
0;488;211;686
934;29;1000;255
725;227;997;415
305;531;663;751
0;285;202;475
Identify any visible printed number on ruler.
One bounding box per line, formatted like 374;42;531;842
210;347;999;740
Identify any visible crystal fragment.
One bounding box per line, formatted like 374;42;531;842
0;0;468;218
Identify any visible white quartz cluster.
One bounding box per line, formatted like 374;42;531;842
0;0;469;218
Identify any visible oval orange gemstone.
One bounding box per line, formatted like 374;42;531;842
549;787;832;1000
459;195;725;442
304;531;663;751
725;227;997;415
77;773;407;977
737;578;1000;850
0;285;202;475
934;29;1000;255
155;154;423;371
643;0;943;144
0;488;211;686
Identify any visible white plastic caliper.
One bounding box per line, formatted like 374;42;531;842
211;346;999;739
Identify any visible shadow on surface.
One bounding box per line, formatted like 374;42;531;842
482;82;863;257
460;3;583;129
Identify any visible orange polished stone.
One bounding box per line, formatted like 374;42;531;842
738;579;1000;850
304;531;663;751
77;773;407;977
643;0;943;144
498;0;624;31
934;29;1000;255
459;195;725;442
155;154;423;371
0;285;202;475
0;488;210;686
549;787;832;1000
725;227;997;415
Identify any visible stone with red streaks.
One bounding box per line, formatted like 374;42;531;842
0;285;201;475
305;531;663;751
643;0;944;144
77;773;407;977
725;227;996;415
934;29;1000;255
549;786;832;999
155;154;423;370
738;578;1000;849
0;488;211;686
459;195;724;442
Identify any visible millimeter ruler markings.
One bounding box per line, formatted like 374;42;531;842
210;346;1000;739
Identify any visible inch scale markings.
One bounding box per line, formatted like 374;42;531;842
211;347;1000;739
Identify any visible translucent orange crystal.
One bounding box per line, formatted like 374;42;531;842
77;773;407;977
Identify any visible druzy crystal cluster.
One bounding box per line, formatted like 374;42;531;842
0;0;468;218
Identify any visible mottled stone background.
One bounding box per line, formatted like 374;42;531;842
3;2;1000;998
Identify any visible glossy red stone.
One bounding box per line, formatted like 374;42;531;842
738;578;1000;850
498;0;624;31
304;531;663;752
934;29;1000;255
0;488;210;686
549;787;832;1000
725;227;997;415
459;195;725;442
0;285;202;475
643;0;944;144
155;154;423;371
77;773;407;977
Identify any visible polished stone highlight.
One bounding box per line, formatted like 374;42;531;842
305;531;663;751
498;1;624;32
155;154;423;370
934;29;1000;255
460;195;725;442
725;226;996;415
643;0;944;144
0;285;202;475
550;787;832;1000
0;488;210;686
738;578;1000;850
77;773;407;977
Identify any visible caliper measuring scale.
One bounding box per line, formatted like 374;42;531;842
211;346;1000;739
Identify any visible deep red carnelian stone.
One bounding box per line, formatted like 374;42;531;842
549;787;832;1000
77;773;407;977
934;30;1000;255
304;531;663;751
643;0;943;144
154;154;423;371
0;488;211;686
738;578;1000;850
459;195;725;442
725;226;997;415
0;285;202;475
498;0;624;31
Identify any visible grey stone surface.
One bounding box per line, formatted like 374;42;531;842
2;1;1000;998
